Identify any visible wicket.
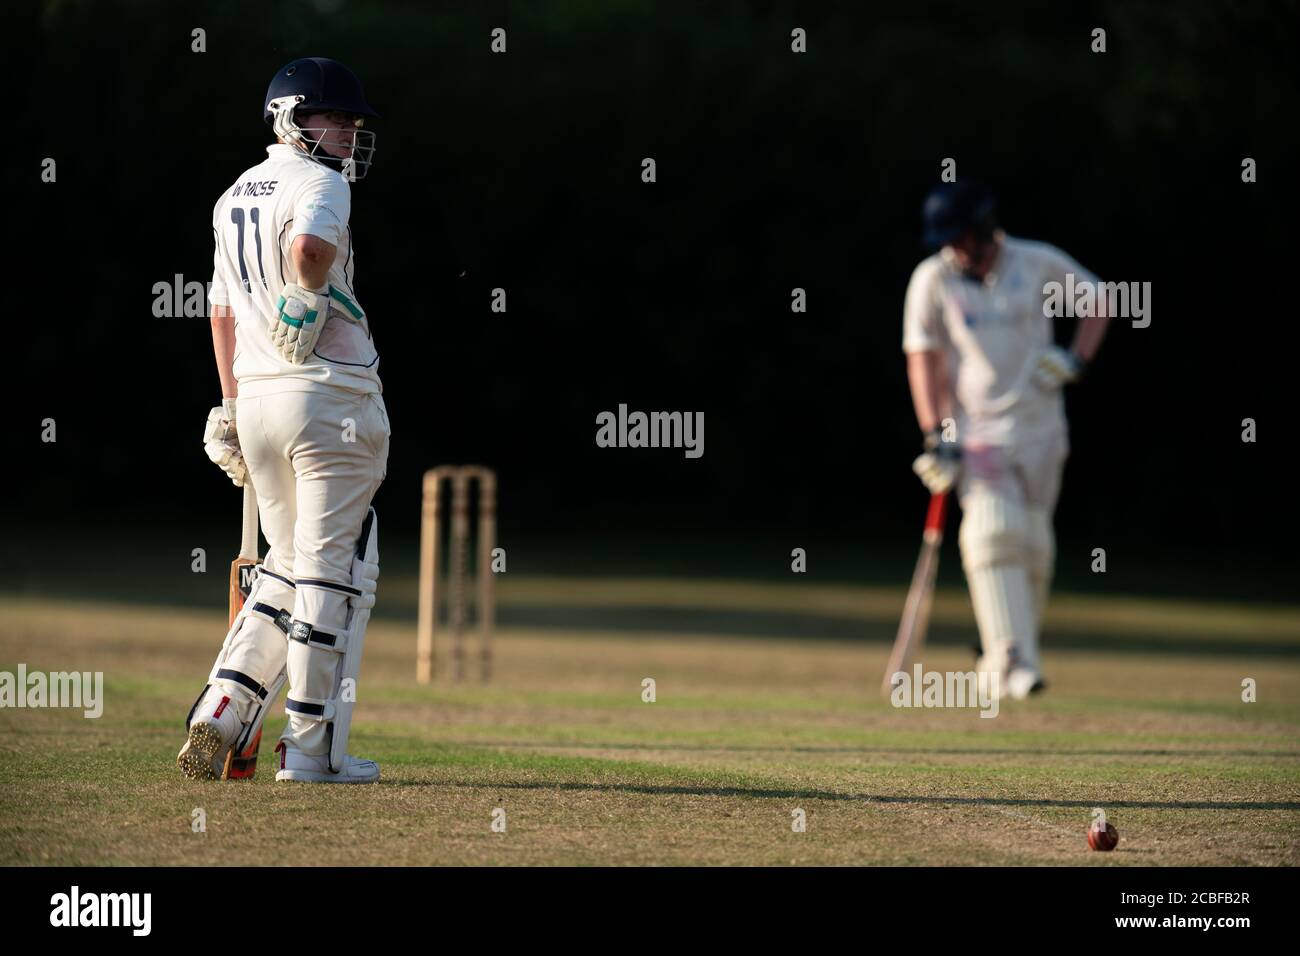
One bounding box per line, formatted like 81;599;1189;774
417;466;496;684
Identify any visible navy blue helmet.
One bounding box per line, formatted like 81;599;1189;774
263;57;378;123
921;181;997;250
264;58;378;179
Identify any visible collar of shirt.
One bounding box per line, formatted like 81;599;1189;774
266;143;309;161
940;235;1009;288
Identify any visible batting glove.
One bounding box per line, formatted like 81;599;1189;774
1031;346;1085;392
270;283;329;364
912;428;961;495
203;398;248;487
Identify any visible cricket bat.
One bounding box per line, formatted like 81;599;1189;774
881;491;950;695
222;483;263;779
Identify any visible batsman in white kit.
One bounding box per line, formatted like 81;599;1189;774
904;182;1110;699
178;57;390;783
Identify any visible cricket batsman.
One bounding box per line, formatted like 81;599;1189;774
178;57;389;782
903;181;1110;699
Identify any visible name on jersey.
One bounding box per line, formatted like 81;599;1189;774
231;180;279;198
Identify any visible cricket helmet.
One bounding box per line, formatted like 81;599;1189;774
921;180;998;250
263;57;378;179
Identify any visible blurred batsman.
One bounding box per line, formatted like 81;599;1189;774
902;182;1110;699
179;57;389;783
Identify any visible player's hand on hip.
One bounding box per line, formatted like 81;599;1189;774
1031;345;1085;392
270;283;330;364
912;429;961;495
203;399;248;487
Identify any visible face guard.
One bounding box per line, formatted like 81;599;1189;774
267;95;376;181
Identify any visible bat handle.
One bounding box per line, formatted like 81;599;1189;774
240;482;260;560
924;491;949;536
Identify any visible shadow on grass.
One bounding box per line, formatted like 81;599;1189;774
421;739;1300;759
497;606;1299;657
442;780;1300;811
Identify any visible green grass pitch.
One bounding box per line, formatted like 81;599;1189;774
1;576;1297;865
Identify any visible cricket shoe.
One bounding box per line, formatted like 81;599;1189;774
273;741;380;784
177;693;242;780
1005;666;1046;701
974;645;1014;700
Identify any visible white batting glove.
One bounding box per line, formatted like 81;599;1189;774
270;283;329;364
1031;346;1085;392
912;429;961;495
203;399;248;487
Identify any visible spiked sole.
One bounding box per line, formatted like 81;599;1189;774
177;723;224;780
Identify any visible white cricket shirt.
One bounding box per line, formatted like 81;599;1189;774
210;144;381;396
902;235;1096;446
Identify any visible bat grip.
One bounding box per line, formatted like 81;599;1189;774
924;491;949;535
240;482;260;560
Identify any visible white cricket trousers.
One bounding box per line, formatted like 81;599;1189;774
237;388;390;585
236;388;390;754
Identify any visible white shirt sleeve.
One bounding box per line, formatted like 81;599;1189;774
902;259;946;353
1035;242;1098;288
289;173;351;247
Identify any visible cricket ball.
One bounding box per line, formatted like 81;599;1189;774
1087;820;1119;851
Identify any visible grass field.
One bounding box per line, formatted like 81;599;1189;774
1;576;1298;866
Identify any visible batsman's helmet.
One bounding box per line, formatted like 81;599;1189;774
263;57;378;179
921;181;998;250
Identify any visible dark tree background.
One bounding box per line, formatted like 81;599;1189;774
14;0;1297;600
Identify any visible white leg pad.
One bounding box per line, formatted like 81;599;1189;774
1025;507;1054;628
185;566;294;757
959;492;1039;674
282;508;378;772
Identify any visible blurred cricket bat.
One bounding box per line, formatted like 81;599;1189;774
222;483;263;780
881;491;949;695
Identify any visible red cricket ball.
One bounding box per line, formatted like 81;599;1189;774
1087;821;1119;851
